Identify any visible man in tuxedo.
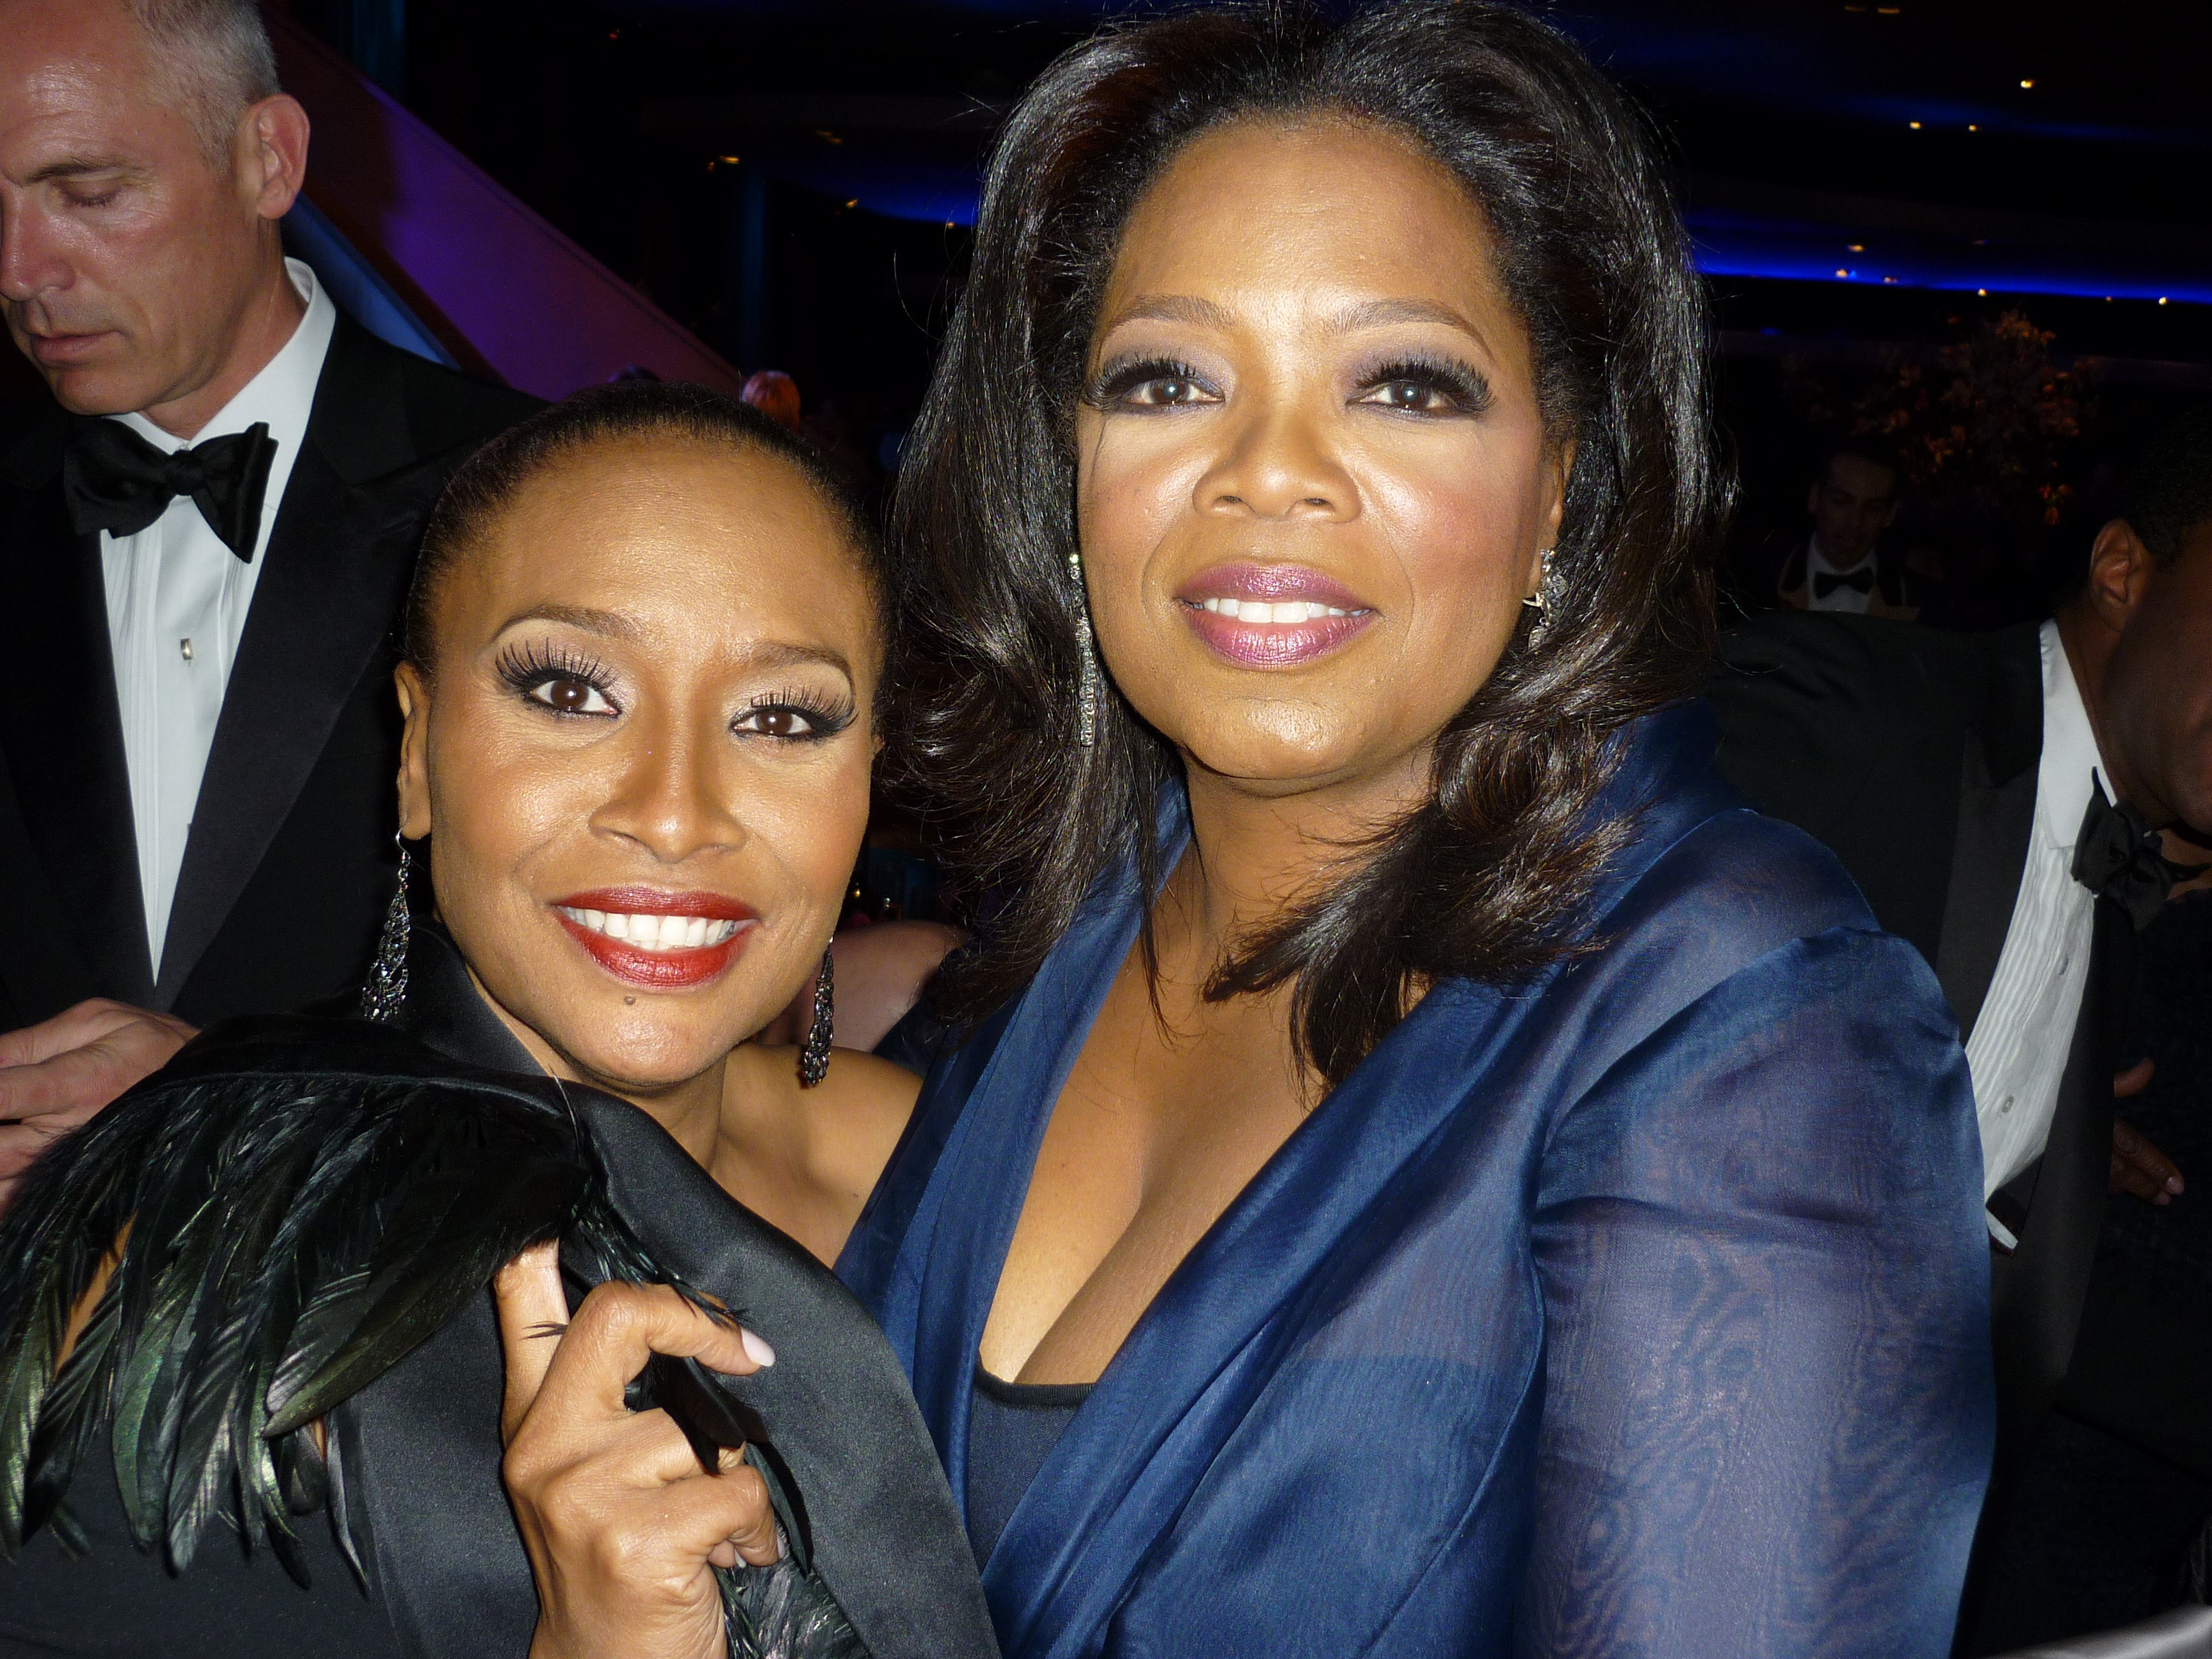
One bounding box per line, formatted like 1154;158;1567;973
0;0;536;1193
1709;407;2212;1648
1771;441;1919;618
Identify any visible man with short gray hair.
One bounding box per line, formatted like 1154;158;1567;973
0;0;537;1202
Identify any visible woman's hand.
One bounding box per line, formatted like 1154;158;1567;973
497;1241;782;1659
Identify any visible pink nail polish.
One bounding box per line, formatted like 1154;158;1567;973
740;1327;776;1367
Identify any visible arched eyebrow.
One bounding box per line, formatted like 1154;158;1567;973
497;603;638;638
746;641;854;682
493;606;853;683
1096;294;1238;334
1326;297;1490;347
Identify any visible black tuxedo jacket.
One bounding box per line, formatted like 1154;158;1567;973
0;318;538;1030
1705;613;2131;1520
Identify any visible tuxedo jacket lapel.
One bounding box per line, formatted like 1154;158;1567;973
0;408;153;1010
155;320;436;1007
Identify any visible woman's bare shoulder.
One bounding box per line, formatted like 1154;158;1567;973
721;1044;919;1258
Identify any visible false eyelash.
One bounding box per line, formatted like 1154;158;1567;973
495;640;616;697
742;686;857;740
1361;355;1495;414
1083;355;1214;408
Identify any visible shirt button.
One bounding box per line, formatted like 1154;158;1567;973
179;637;195;662
1999;1095;2016;1115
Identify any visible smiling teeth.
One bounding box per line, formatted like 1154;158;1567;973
557;908;740;951
1199;598;1352;622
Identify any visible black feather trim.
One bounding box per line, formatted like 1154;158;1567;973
0;1016;870;1659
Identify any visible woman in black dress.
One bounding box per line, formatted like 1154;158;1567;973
0;384;996;1659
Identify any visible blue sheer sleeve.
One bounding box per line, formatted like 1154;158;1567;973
1518;927;1993;1658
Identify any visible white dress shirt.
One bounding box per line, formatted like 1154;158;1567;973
1804;536;1877;614
101;257;337;973
1966;618;2107;1244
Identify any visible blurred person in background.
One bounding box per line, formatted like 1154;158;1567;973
1774;440;1919;618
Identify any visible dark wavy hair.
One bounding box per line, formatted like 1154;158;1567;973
891;1;1723;1084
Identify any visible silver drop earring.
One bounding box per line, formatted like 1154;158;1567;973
1521;547;1558;645
360;833;412;1023
797;944;835;1088
1070;549;1100;748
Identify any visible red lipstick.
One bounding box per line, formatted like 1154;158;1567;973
551;886;757;991
1176;562;1376;669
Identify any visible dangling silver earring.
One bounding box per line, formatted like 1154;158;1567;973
360;833;413;1023
1521;547;1558;645
797;945;834;1088
1070;549;1100;748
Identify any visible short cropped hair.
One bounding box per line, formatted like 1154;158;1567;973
2114;404;2212;569
403;381;886;677
126;0;281;161
1817;441;1900;493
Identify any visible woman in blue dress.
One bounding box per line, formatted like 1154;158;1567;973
830;4;1992;1655
509;4;1994;1655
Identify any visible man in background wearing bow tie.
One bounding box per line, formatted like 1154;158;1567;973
0;0;536;1198
1772;441;1920;620
1708;406;2212;1651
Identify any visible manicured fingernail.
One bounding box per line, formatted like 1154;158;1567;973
2170;1177;2185;1193
740;1327;776;1368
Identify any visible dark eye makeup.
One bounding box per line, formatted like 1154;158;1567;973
497;644;857;742
1084;356;1221;411
1356;355;1494;416
496;640;618;717
734;686;857;743
1084;351;1493;418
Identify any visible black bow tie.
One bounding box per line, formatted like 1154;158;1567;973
2073;779;2182;931
62;418;278;562
1813;564;1875;599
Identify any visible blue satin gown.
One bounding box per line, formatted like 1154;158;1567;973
839;705;1994;1658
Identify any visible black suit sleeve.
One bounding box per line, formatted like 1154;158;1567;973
1704;612;1973;968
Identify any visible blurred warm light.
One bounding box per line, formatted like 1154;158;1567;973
1978;288;1988;295
1836;268;1849;278
1908;120;1923;129
2161;297;2171;306
2019;78;2035;88
1847;243;1865;252
720;155;740;164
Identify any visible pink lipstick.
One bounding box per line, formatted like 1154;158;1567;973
551;886;757;991
1176;562;1375;668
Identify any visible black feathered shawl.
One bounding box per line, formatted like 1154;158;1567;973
0;926;996;1659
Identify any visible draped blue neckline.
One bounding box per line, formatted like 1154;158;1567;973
839;705;1754;1643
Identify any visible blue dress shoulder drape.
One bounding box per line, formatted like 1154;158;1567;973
838;705;1994;1659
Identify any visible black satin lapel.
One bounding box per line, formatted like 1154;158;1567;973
1934;736;2038;1041
344;1290;538;1659
0;468;153;1005
387;921;541;1075
155;427;443;1007
577;1097;999;1659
